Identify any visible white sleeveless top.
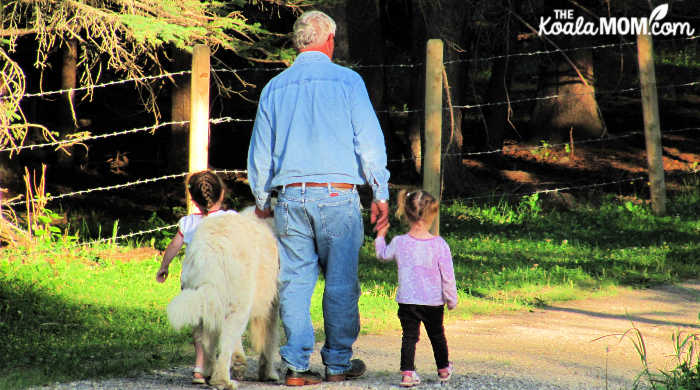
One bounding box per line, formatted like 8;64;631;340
177;209;237;245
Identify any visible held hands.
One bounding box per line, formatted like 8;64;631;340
370;200;389;233
376;222;390;238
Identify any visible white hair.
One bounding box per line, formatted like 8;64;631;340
292;10;336;51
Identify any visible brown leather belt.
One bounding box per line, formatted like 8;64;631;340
285;182;354;189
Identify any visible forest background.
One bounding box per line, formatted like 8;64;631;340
1;0;698;215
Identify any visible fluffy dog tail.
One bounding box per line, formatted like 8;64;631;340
248;295;279;354
167;284;224;333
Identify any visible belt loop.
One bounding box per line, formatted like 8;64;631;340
301;182;306;194
326;183;332;193
281;184;286;194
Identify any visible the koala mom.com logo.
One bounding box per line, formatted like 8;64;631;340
539;4;695;36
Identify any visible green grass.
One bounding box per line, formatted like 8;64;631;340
2;182;699;388
0;247;189;389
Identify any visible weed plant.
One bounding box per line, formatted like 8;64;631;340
1;183;699;388
608;326;700;390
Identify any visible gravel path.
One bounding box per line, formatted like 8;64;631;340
32;282;699;390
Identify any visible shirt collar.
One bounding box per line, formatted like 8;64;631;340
294;51;331;65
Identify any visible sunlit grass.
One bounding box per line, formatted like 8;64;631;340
0;247;189;389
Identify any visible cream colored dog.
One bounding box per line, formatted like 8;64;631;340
167;207;279;390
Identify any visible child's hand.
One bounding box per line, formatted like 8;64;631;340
376;223;390;238
156;267;169;283
447;303;457;311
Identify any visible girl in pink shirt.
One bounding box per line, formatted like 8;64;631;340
375;189;458;387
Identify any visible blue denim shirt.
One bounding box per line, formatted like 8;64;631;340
247;51;390;210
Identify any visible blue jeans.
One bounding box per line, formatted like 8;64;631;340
274;184;363;374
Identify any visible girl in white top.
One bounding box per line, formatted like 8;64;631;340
156;170;235;384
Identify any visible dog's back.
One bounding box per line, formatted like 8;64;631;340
167;211;278;335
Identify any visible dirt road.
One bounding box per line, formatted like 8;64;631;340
34;281;700;390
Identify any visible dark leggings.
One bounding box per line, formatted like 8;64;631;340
397;303;449;372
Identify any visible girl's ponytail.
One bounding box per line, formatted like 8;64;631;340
396;189;437;225
395;189;408;221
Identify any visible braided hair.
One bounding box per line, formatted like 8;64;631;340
395;189;439;226
186;170;225;215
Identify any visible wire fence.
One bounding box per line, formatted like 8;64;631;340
3;35;699;251
13;35;697;102
9;167;698;255
387;126;700;164
7;169;247;207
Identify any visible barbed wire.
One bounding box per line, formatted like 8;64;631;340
0;116;257;155
2;223;178;257
209;116;254;124
5;121;697;207
444;35;699;66
453;176;647;202
73;224;178;248
451;80;700;111
11;35;697;102
442;169;698;204
6;70;192;101
445;41;634;66
386;126;700;164
7;172;187;207
8;75;697;155
376;79;700;115
7;168;697;254
0;120;189;154
7;169;248;207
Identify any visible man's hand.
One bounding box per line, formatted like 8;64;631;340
370;200;389;232
255;206;273;219
156;267;168;283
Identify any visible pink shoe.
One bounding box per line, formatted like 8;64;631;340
400;371;421;387
437;363;453;382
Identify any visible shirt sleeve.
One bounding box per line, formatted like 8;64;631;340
437;238;458;309
374;236;397;262
349;73;390;201
247;92;275;211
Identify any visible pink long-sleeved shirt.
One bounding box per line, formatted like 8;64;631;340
375;234;458;309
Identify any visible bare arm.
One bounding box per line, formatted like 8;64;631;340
156;233;184;283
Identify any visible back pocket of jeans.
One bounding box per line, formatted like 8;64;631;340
319;197;360;239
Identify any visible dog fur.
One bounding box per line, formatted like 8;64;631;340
167;207;279;390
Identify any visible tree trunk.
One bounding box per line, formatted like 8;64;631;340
530;46;607;142
347;0;384;108
61;39;78;129
57;39;78;170
484;57;511;148
530;0;606;142
483;0;520;148
408;1;428;176
169;48;191;173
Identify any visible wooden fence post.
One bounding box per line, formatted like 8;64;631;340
424;39;443;235
637;33;666;216
188;44;210;214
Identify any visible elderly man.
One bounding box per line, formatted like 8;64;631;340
247;9;390;387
